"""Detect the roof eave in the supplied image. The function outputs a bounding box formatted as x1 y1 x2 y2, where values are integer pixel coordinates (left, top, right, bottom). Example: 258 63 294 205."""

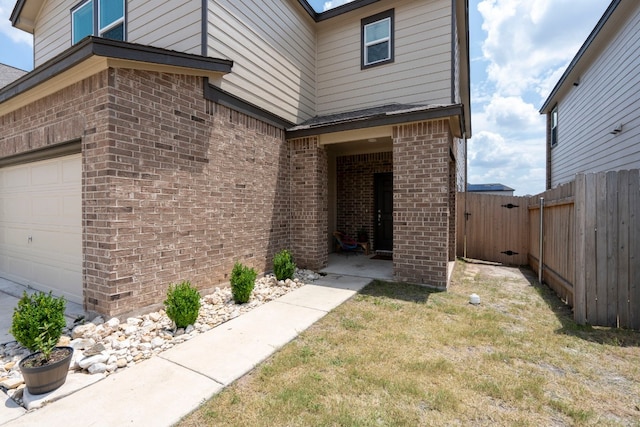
0 37 233 106
286 104 464 139
539 0 622 114
297 0 381 22
10 0 43 33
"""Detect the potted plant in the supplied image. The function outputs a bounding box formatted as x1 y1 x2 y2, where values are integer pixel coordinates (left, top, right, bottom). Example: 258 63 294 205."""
10 291 73 395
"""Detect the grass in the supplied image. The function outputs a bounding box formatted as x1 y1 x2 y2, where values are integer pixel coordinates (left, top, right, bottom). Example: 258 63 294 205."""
178 261 640 426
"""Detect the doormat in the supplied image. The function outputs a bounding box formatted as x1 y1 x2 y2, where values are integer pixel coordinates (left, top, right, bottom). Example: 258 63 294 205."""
371 254 392 261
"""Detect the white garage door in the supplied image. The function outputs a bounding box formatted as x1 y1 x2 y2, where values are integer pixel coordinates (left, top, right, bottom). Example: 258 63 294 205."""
0 154 82 304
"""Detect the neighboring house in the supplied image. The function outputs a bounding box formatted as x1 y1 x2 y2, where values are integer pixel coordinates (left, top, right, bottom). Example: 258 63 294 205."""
0 63 27 88
467 183 514 196
540 0 640 189
1 0 471 317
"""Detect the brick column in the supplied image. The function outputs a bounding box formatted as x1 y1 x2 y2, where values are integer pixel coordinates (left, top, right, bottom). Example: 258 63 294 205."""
393 120 451 288
289 137 328 271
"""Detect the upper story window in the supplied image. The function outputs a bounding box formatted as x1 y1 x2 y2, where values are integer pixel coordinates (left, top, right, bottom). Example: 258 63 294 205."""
550 106 558 147
361 9 394 69
72 0 125 45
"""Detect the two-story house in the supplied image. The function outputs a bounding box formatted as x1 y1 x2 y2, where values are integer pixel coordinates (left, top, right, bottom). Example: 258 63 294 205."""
540 0 640 189
0 0 470 317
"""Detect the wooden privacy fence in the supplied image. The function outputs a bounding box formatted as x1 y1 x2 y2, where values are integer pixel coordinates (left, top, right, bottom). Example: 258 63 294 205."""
458 169 640 329
528 181 575 307
456 193 529 265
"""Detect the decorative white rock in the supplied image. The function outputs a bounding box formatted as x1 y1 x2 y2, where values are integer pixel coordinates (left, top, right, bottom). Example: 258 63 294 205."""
469 293 481 305
0 268 317 410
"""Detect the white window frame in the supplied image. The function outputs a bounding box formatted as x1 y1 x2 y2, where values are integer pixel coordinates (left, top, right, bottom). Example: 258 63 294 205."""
98 0 125 38
72 0 125 45
361 9 394 69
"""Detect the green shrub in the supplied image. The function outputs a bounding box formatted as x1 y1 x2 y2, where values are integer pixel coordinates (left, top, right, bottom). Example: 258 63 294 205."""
10 291 66 360
273 249 296 281
230 262 257 304
164 281 201 328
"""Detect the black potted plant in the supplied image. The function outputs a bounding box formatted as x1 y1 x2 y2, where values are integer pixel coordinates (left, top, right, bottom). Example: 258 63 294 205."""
10 291 73 395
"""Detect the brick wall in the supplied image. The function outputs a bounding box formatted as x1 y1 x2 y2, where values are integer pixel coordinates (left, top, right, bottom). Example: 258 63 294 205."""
336 152 392 247
392 120 451 288
1 68 293 317
0 71 109 159
289 137 328 271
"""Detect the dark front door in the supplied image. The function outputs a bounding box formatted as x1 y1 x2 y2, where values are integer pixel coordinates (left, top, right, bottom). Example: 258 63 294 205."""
374 172 393 251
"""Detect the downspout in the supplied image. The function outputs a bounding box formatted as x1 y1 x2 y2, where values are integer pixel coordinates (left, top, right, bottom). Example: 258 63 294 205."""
201 0 207 57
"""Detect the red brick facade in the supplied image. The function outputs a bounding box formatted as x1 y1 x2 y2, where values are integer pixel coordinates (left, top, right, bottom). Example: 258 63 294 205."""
392 120 452 288
289 137 328 271
1 68 292 317
1 69 459 316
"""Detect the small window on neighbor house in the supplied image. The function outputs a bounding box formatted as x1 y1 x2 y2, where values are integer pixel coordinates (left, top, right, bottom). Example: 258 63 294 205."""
362 9 394 69
72 0 125 44
550 106 558 147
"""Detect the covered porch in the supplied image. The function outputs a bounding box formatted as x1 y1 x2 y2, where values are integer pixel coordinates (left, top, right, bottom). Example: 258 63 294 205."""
287 103 465 290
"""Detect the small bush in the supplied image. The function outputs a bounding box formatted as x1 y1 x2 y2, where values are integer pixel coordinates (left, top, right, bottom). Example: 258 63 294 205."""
164 281 201 328
230 262 257 304
11 291 66 360
273 249 296 281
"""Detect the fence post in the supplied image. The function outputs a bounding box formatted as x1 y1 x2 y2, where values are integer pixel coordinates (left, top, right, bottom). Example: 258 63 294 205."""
538 197 544 284
574 174 586 324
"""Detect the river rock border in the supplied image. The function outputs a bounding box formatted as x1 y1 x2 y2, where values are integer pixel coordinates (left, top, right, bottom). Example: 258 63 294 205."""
0 269 320 407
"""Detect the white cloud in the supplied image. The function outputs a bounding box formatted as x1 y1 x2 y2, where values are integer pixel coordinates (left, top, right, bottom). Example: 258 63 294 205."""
478 0 606 100
323 0 355 12
484 96 544 131
468 0 609 195
0 0 32 46
468 131 546 195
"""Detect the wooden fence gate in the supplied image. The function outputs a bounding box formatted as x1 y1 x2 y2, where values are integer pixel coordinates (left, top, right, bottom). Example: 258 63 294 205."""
456 193 529 265
457 169 640 330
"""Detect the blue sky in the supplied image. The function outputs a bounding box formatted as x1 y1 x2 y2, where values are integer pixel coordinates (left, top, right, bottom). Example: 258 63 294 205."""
1 0 610 195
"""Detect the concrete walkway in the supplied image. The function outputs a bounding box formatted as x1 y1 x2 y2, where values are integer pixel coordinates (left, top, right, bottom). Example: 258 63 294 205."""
0 272 374 426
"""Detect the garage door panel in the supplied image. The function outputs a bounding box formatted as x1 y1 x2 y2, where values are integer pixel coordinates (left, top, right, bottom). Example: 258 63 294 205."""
31 162 60 185
31 228 81 258
63 195 81 219
0 154 82 305
4 227 29 248
62 158 81 183
3 167 29 188
2 196 30 222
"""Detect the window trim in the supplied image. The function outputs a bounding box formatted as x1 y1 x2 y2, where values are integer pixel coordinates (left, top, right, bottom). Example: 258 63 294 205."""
71 0 125 45
361 9 394 69
550 105 558 148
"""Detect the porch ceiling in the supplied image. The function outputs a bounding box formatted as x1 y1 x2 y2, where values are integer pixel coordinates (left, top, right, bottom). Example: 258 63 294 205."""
325 136 392 156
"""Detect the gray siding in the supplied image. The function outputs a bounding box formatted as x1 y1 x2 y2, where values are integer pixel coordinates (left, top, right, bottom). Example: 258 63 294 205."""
128 0 201 54
316 0 452 115
34 0 74 67
551 6 640 186
207 0 316 124
32 0 202 67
